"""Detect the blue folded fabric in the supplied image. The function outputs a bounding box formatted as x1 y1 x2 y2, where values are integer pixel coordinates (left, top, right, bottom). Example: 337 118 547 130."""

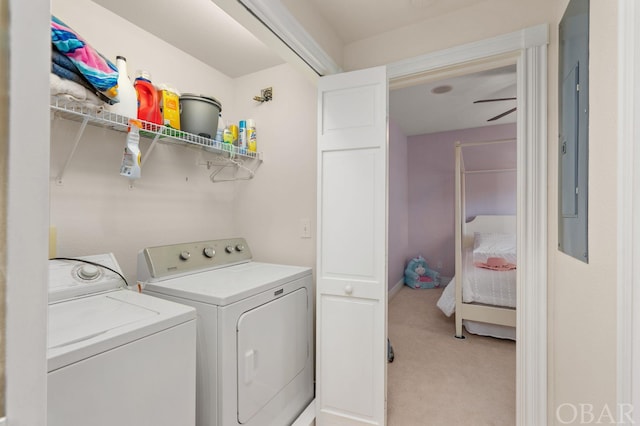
51 61 91 90
51 15 119 102
51 62 114 105
52 47 79 73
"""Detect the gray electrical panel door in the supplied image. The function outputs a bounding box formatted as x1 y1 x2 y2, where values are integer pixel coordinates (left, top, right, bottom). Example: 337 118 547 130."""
558 0 589 263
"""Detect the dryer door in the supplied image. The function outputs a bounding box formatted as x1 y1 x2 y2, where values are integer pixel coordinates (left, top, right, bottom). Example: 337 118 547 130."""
236 288 309 423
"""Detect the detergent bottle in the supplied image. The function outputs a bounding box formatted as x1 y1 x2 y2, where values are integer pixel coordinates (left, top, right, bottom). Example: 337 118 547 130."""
134 70 162 126
108 56 137 119
157 83 181 129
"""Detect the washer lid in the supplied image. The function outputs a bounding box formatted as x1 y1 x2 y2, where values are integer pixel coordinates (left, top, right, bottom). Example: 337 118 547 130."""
143 262 311 306
47 289 196 372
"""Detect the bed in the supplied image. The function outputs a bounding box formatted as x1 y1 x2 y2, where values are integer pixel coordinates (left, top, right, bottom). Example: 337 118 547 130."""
437 140 517 340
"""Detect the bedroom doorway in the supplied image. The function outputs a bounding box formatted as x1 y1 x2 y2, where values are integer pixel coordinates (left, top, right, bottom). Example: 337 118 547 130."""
387 62 518 425
384 24 548 425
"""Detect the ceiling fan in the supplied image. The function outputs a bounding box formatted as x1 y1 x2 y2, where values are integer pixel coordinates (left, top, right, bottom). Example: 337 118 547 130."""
473 97 517 122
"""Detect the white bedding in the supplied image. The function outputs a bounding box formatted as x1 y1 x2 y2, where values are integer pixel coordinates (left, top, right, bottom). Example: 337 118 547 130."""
436 248 517 340
437 248 516 316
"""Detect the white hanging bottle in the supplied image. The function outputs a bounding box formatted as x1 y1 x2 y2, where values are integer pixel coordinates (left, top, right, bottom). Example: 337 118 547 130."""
119 119 142 180
109 56 138 120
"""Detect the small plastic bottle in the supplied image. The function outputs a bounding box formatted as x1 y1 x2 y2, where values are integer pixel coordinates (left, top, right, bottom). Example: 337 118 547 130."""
215 113 225 143
238 120 247 152
247 119 257 152
120 119 142 179
108 56 137 119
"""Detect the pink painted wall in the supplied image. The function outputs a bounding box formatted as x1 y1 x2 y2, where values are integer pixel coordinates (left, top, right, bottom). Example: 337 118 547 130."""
405 123 516 278
388 119 410 289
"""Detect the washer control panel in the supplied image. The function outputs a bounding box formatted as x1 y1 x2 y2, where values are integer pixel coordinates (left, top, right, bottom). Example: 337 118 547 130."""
49 253 124 302
139 238 252 280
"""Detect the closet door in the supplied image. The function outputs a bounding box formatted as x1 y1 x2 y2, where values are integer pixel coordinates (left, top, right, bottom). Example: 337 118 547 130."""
316 66 388 425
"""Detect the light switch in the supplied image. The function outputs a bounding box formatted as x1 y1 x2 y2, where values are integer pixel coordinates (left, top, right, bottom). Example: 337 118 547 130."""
300 218 311 239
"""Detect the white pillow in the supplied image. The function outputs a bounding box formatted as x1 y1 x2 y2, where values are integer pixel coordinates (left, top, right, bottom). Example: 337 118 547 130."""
473 232 516 255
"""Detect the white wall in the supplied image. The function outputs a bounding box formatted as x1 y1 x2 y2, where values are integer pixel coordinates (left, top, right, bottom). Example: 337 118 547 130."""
50 0 317 283
547 1 619 423
232 64 317 268
6 0 50 423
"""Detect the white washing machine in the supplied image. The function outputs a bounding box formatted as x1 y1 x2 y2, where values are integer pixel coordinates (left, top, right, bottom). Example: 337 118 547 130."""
48 253 197 426
137 238 314 426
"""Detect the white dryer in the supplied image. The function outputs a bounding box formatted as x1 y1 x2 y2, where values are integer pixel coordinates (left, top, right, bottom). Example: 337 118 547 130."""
137 238 314 426
48 253 197 426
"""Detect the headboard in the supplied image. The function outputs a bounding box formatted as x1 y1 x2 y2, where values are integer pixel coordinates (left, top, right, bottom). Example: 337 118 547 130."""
462 215 516 248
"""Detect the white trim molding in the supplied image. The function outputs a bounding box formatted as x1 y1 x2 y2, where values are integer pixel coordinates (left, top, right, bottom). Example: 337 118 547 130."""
387 24 548 426
388 279 405 301
617 0 640 424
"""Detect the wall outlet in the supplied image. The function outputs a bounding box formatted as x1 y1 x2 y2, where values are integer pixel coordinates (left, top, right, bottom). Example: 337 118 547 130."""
436 260 443 269
300 218 311 238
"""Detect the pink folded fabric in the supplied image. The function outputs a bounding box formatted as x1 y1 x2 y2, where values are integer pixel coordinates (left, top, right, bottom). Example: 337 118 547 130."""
474 257 516 271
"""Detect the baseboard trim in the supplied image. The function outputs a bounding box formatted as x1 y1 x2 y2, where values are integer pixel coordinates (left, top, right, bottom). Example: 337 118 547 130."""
388 279 404 300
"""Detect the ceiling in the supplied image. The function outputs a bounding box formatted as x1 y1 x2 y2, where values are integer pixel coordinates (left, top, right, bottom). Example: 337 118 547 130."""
92 0 515 135
286 0 488 44
92 0 284 78
390 65 517 135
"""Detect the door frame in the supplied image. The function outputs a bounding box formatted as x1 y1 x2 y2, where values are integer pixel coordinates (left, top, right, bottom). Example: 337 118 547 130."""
617 0 640 423
386 24 548 425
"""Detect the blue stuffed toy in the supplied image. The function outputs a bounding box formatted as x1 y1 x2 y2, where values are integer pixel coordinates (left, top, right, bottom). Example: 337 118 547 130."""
404 255 441 289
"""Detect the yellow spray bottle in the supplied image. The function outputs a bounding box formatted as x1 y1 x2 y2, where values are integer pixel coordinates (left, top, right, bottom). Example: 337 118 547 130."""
119 119 142 179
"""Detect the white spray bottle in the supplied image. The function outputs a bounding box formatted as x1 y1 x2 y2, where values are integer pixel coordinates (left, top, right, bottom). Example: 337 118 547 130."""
119 119 142 179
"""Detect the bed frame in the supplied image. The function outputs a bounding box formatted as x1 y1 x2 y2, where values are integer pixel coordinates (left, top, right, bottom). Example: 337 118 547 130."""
454 140 517 338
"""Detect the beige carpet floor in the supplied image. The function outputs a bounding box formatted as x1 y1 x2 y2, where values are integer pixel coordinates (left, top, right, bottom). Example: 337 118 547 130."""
387 285 516 426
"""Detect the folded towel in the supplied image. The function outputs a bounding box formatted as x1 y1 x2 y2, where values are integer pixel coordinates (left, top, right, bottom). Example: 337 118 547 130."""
51 62 114 105
51 15 119 102
50 73 104 112
51 61 93 91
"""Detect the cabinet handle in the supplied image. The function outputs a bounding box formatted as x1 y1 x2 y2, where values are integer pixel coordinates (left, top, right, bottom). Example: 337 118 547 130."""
345 284 353 295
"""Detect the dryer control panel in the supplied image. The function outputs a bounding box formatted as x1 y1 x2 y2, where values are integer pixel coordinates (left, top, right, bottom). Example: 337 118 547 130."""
138 238 252 281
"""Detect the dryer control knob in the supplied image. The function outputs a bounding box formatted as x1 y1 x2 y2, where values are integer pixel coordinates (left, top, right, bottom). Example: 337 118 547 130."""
225 245 234 254
77 264 100 280
180 251 191 261
203 247 215 258
235 244 245 252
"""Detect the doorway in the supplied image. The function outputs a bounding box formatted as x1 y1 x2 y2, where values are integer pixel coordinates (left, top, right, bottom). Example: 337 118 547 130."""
383 24 548 424
387 63 518 424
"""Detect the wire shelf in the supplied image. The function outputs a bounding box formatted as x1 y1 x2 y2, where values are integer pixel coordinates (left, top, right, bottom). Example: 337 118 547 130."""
49 97 262 161
50 96 263 184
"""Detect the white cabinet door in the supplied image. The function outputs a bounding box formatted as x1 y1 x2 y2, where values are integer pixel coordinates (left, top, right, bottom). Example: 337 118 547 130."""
316 66 388 425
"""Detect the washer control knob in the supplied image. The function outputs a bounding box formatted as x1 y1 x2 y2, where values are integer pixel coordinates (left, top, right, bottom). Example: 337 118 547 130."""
203 247 215 258
180 251 191 261
235 244 245 252
225 245 234 254
77 264 100 280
